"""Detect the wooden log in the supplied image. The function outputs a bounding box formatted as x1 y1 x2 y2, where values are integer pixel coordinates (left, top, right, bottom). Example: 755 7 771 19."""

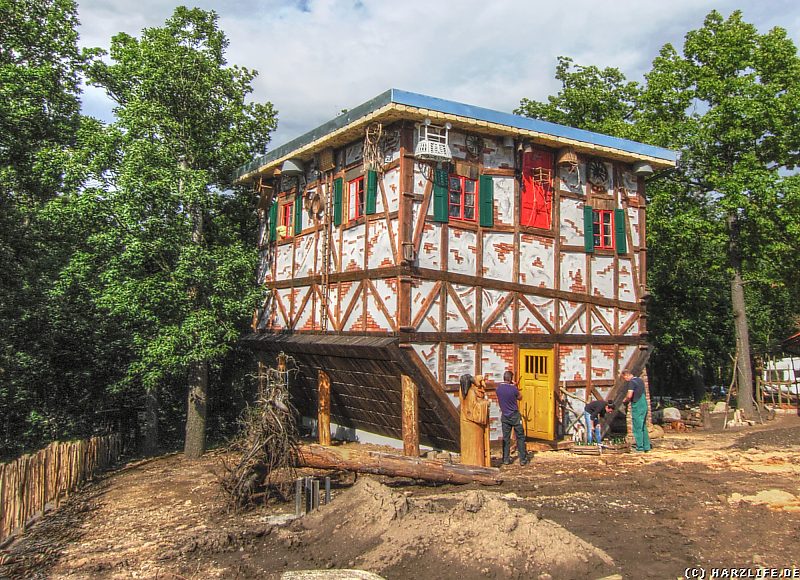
318 370 331 446
401 375 420 457
296 444 501 486
700 402 713 429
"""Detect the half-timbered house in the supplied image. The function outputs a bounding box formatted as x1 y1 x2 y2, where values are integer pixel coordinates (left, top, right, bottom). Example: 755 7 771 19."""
235 90 676 453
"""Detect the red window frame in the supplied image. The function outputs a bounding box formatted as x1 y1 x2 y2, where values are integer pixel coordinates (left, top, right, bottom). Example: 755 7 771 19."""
592 209 614 249
348 176 365 220
448 174 477 222
279 197 294 238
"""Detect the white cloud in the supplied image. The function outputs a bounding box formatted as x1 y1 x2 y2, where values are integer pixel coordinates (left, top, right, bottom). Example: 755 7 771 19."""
75 0 800 146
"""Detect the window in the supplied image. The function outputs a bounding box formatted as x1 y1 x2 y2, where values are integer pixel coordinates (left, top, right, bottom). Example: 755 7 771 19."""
348 176 365 220
448 175 477 221
520 150 553 229
278 197 294 238
592 210 613 249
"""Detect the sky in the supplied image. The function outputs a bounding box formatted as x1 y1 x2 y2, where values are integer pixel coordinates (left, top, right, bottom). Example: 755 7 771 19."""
75 0 800 149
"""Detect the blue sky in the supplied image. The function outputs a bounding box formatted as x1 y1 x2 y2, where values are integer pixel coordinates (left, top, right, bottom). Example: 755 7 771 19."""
76 0 800 148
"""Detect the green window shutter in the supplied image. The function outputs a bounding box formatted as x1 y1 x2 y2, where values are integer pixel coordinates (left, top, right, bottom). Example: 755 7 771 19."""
333 178 343 226
583 204 594 253
614 208 627 254
366 170 378 215
432 168 448 223
479 174 494 227
269 201 278 243
294 192 303 235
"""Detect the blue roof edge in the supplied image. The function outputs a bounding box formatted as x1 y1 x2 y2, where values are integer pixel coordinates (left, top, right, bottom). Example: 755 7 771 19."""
234 88 676 181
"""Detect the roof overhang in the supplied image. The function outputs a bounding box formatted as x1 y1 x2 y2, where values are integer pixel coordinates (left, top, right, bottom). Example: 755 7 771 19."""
234 89 678 185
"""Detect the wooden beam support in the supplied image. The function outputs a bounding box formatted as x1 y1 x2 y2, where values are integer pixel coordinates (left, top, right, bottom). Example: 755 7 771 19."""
318 370 331 446
401 374 420 457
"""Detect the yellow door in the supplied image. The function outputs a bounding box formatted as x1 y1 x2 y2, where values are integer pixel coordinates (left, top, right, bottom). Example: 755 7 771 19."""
519 348 555 440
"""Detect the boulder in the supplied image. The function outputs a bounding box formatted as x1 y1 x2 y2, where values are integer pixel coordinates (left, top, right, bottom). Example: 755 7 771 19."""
712 401 728 414
662 407 682 422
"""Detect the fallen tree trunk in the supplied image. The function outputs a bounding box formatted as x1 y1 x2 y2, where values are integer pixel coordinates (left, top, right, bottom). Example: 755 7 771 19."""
296 444 502 486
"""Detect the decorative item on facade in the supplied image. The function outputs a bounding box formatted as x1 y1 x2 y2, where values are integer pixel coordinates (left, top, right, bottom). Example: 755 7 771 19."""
414 118 452 161
319 148 335 172
631 161 654 177
465 134 484 158
363 122 384 172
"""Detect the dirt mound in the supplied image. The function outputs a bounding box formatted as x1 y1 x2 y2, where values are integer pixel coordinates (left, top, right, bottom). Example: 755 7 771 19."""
290 477 614 579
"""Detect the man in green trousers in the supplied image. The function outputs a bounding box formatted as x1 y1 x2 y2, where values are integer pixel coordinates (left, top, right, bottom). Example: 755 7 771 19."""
621 369 651 452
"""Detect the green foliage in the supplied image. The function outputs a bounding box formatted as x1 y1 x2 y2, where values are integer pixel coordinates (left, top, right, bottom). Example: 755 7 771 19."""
518 10 800 395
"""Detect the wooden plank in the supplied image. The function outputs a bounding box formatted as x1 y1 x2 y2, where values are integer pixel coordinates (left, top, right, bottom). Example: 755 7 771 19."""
401 375 420 457
318 370 331 445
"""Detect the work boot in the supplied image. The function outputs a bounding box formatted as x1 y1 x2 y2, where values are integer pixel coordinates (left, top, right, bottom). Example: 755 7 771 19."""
519 456 529 466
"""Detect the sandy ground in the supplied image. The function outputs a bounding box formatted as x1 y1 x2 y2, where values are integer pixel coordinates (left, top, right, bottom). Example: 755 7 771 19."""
2 414 800 580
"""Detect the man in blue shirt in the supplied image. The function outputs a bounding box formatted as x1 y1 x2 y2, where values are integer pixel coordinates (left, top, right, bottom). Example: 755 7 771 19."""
495 371 529 466
622 369 651 452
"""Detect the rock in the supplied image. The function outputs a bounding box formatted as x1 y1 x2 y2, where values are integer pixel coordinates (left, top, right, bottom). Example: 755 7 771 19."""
662 407 682 422
713 401 728 413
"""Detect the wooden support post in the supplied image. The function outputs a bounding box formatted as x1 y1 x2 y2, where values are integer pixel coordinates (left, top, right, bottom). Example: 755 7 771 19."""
318 370 331 446
401 374 420 457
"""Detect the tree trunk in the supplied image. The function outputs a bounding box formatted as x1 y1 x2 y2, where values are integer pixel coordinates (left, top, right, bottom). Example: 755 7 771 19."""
728 214 755 418
182 157 209 459
184 360 208 458
143 387 159 455
296 444 502 485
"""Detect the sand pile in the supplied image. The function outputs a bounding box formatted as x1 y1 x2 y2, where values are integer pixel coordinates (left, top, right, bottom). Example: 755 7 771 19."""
295 477 614 579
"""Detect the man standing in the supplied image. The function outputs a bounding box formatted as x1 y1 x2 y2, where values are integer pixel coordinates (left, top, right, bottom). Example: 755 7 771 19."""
495 371 529 466
583 399 615 445
621 369 651 452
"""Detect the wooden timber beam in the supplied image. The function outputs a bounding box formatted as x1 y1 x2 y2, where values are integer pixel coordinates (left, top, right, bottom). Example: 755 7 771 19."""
401 375 420 457
296 444 501 485
318 370 331 446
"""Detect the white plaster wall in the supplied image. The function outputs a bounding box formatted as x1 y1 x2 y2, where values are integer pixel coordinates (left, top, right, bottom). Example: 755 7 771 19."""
493 176 515 225
365 289 392 331
518 234 554 288
295 286 314 330
373 278 398 330
367 219 395 270
419 223 441 270
295 234 316 278
341 225 365 273
445 287 470 333
620 310 641 336
482 289 513 333
590 310 610 336
559 198 585 245
276 287 294 328
519 294 552 333
382 167 400 214
627 207 640 247
558 161 586 195
618 257 636 302
275 244 293 281
480 344 512 384
339 281 362 332
482 137 515 169
344 141 363 166
618 345 639 372
448 131 467 160
446 343 477 385
448 228 477 276
591 255 615 299
448 284 475 333
412 343 440 381
559 300 585 334
560 345 587 382
591 346 616 381
414 162 432 198
412 280 440 332
482 231 514 282
257 248 272 284
560 252 587 294
381 128 401 164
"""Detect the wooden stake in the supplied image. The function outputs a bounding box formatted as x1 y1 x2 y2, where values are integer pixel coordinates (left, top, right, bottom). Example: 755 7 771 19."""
401 375 420 457
318 370 331 446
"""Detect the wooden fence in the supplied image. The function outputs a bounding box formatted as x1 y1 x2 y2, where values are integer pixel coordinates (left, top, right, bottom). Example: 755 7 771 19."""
0 433 122 543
